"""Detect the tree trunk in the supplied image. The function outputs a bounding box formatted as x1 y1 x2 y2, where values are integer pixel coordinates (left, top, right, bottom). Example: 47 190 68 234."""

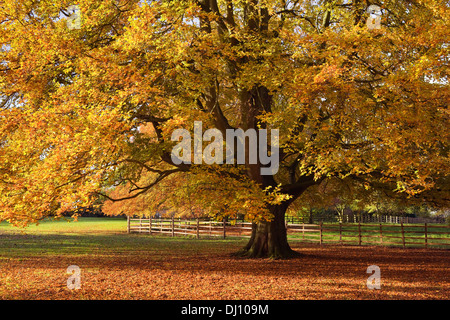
236 204 300 259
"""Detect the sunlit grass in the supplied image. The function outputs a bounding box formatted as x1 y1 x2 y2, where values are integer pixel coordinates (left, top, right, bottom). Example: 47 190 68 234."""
0 217 127 234
0 217 246 258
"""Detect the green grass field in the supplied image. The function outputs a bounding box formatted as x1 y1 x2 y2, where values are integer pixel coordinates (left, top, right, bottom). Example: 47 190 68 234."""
0 217 246 257
0 217 126 234
3 217 447 253
288 222 450 249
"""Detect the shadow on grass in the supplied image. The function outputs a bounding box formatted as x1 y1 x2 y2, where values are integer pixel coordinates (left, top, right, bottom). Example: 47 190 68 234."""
1 232 448 278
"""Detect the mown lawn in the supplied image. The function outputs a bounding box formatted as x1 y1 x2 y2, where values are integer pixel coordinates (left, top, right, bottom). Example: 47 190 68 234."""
288 222 450 249
0 217 448 300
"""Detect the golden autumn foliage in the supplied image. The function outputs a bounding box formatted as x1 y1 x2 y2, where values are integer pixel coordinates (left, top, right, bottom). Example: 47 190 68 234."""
0 0 448 256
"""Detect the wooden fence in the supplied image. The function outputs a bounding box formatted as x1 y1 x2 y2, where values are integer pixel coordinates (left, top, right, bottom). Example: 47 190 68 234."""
285 214 446 224
128 217 252 239
287 222 450 249
127 217 450 249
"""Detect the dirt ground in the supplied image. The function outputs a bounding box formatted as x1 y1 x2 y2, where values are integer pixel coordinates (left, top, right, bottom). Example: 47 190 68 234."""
0 239 448 300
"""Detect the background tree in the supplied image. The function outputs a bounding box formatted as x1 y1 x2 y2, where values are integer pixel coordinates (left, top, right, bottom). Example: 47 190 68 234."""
287 180 335 224
1 0 448 257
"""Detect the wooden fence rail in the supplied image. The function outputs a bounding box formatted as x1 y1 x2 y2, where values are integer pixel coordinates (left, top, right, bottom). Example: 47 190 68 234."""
285 215 446 224
127 217 450 249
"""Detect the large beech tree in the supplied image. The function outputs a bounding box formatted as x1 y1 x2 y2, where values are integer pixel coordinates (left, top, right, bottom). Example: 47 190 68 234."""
0 0 448 258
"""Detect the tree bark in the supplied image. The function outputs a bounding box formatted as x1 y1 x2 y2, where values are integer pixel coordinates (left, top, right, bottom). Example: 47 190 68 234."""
236 204 300 259
308 208 314 224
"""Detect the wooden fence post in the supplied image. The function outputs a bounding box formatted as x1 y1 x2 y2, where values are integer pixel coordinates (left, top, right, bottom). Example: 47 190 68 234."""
127 216 130 234
401 222 405 248
149 216 152 234
196 218 200 239
223 218 226 239
424 223 428 249
358 222 362 246
379 223 383 245
172 216 175 237
319 222 323 245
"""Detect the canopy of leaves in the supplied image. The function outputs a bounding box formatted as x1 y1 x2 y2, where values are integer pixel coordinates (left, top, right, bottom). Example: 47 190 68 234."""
0 0 448 226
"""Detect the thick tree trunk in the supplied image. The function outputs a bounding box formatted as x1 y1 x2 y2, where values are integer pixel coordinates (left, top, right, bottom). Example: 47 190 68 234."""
237 204 300 259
